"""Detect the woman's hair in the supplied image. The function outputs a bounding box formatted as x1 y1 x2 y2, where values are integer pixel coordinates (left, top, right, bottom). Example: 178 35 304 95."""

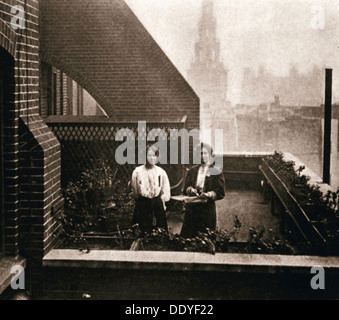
194 142 214 158
146 142 160 157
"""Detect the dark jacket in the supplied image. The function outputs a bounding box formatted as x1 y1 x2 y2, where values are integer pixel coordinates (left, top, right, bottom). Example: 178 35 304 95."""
180 164 225 238
183 164 226 200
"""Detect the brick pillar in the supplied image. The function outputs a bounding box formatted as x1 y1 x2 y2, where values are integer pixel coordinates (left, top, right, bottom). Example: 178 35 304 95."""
19 116 63 259
1 0 64 262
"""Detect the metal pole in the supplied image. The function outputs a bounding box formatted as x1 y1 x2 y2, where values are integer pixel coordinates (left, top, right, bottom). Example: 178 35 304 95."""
323 68 332 184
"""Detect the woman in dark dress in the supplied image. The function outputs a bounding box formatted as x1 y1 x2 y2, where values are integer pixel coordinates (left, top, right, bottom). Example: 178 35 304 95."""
180 143 225 238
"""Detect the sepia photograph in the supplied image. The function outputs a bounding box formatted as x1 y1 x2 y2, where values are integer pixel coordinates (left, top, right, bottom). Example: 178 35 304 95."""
0 0 339 302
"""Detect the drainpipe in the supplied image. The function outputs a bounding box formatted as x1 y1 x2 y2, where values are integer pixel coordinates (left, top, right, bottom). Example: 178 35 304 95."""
323 68 332 184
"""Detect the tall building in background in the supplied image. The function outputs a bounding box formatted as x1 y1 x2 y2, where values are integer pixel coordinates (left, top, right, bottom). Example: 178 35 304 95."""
187 0 229 134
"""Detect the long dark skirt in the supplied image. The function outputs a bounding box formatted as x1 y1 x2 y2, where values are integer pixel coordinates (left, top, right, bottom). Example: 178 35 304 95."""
132 195 168 234
180 201 216 238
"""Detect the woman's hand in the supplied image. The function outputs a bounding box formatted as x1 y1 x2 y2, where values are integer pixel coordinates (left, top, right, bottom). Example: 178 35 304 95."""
187 186 198 196
161 194 167 210
199 192 210 199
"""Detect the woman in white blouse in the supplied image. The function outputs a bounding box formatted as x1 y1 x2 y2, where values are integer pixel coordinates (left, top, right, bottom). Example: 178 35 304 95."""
131 144 171 234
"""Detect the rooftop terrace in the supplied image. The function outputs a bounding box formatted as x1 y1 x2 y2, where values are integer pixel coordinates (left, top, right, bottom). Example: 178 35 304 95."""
168 190 281 241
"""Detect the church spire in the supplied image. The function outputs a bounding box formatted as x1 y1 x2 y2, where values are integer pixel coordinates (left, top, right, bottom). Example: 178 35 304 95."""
187 0 229 135
195 0 220 63
199 0 216 39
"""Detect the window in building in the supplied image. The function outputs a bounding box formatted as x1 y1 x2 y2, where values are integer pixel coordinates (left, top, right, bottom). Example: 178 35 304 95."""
42 63 107 117
66 75 73 115
77 84 84 115
72 80 78 115
60 72 64 115
51 71 57 115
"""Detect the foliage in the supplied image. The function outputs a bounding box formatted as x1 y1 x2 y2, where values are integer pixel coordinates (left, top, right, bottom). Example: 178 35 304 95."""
137 216 241 254
138 227 219 254
58 210 296 254
246 226 294 254
264 151 339 248
58 159 135 245
265 151 339 217
137 216 293 255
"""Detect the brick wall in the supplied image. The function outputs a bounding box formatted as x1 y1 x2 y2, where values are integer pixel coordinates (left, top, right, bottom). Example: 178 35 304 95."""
1 2 21 257
19 116 63 259
40 0 200 131
41 266 339 300
2 0 200 258
0 0 62 259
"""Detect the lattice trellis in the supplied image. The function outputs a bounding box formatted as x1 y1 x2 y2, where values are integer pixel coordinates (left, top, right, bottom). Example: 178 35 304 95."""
50 123 179 140
47 120 186 187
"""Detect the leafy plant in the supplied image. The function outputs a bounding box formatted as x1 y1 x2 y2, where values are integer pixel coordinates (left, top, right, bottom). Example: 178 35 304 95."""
138 227 216 253
264 151 339 217
136 216 295 255
264 151 339 247
138 216 242 254
246 226 294 254
58 159 135 246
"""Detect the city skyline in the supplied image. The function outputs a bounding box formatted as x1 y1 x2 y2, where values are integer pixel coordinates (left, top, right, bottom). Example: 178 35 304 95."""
126 0 339 105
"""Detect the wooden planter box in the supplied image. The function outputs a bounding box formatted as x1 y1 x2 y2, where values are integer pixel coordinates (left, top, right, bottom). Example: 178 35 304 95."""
259 160 334 251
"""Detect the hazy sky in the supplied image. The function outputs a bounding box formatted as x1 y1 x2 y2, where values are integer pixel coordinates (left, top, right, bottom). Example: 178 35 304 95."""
125 0 339 104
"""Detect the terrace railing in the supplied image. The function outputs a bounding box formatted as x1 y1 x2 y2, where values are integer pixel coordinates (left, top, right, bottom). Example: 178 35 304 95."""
45 115 188 188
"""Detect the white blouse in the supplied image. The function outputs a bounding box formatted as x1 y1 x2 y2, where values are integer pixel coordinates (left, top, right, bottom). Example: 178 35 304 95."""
196 165 208 190
188 164 217 200
131 165 171 203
